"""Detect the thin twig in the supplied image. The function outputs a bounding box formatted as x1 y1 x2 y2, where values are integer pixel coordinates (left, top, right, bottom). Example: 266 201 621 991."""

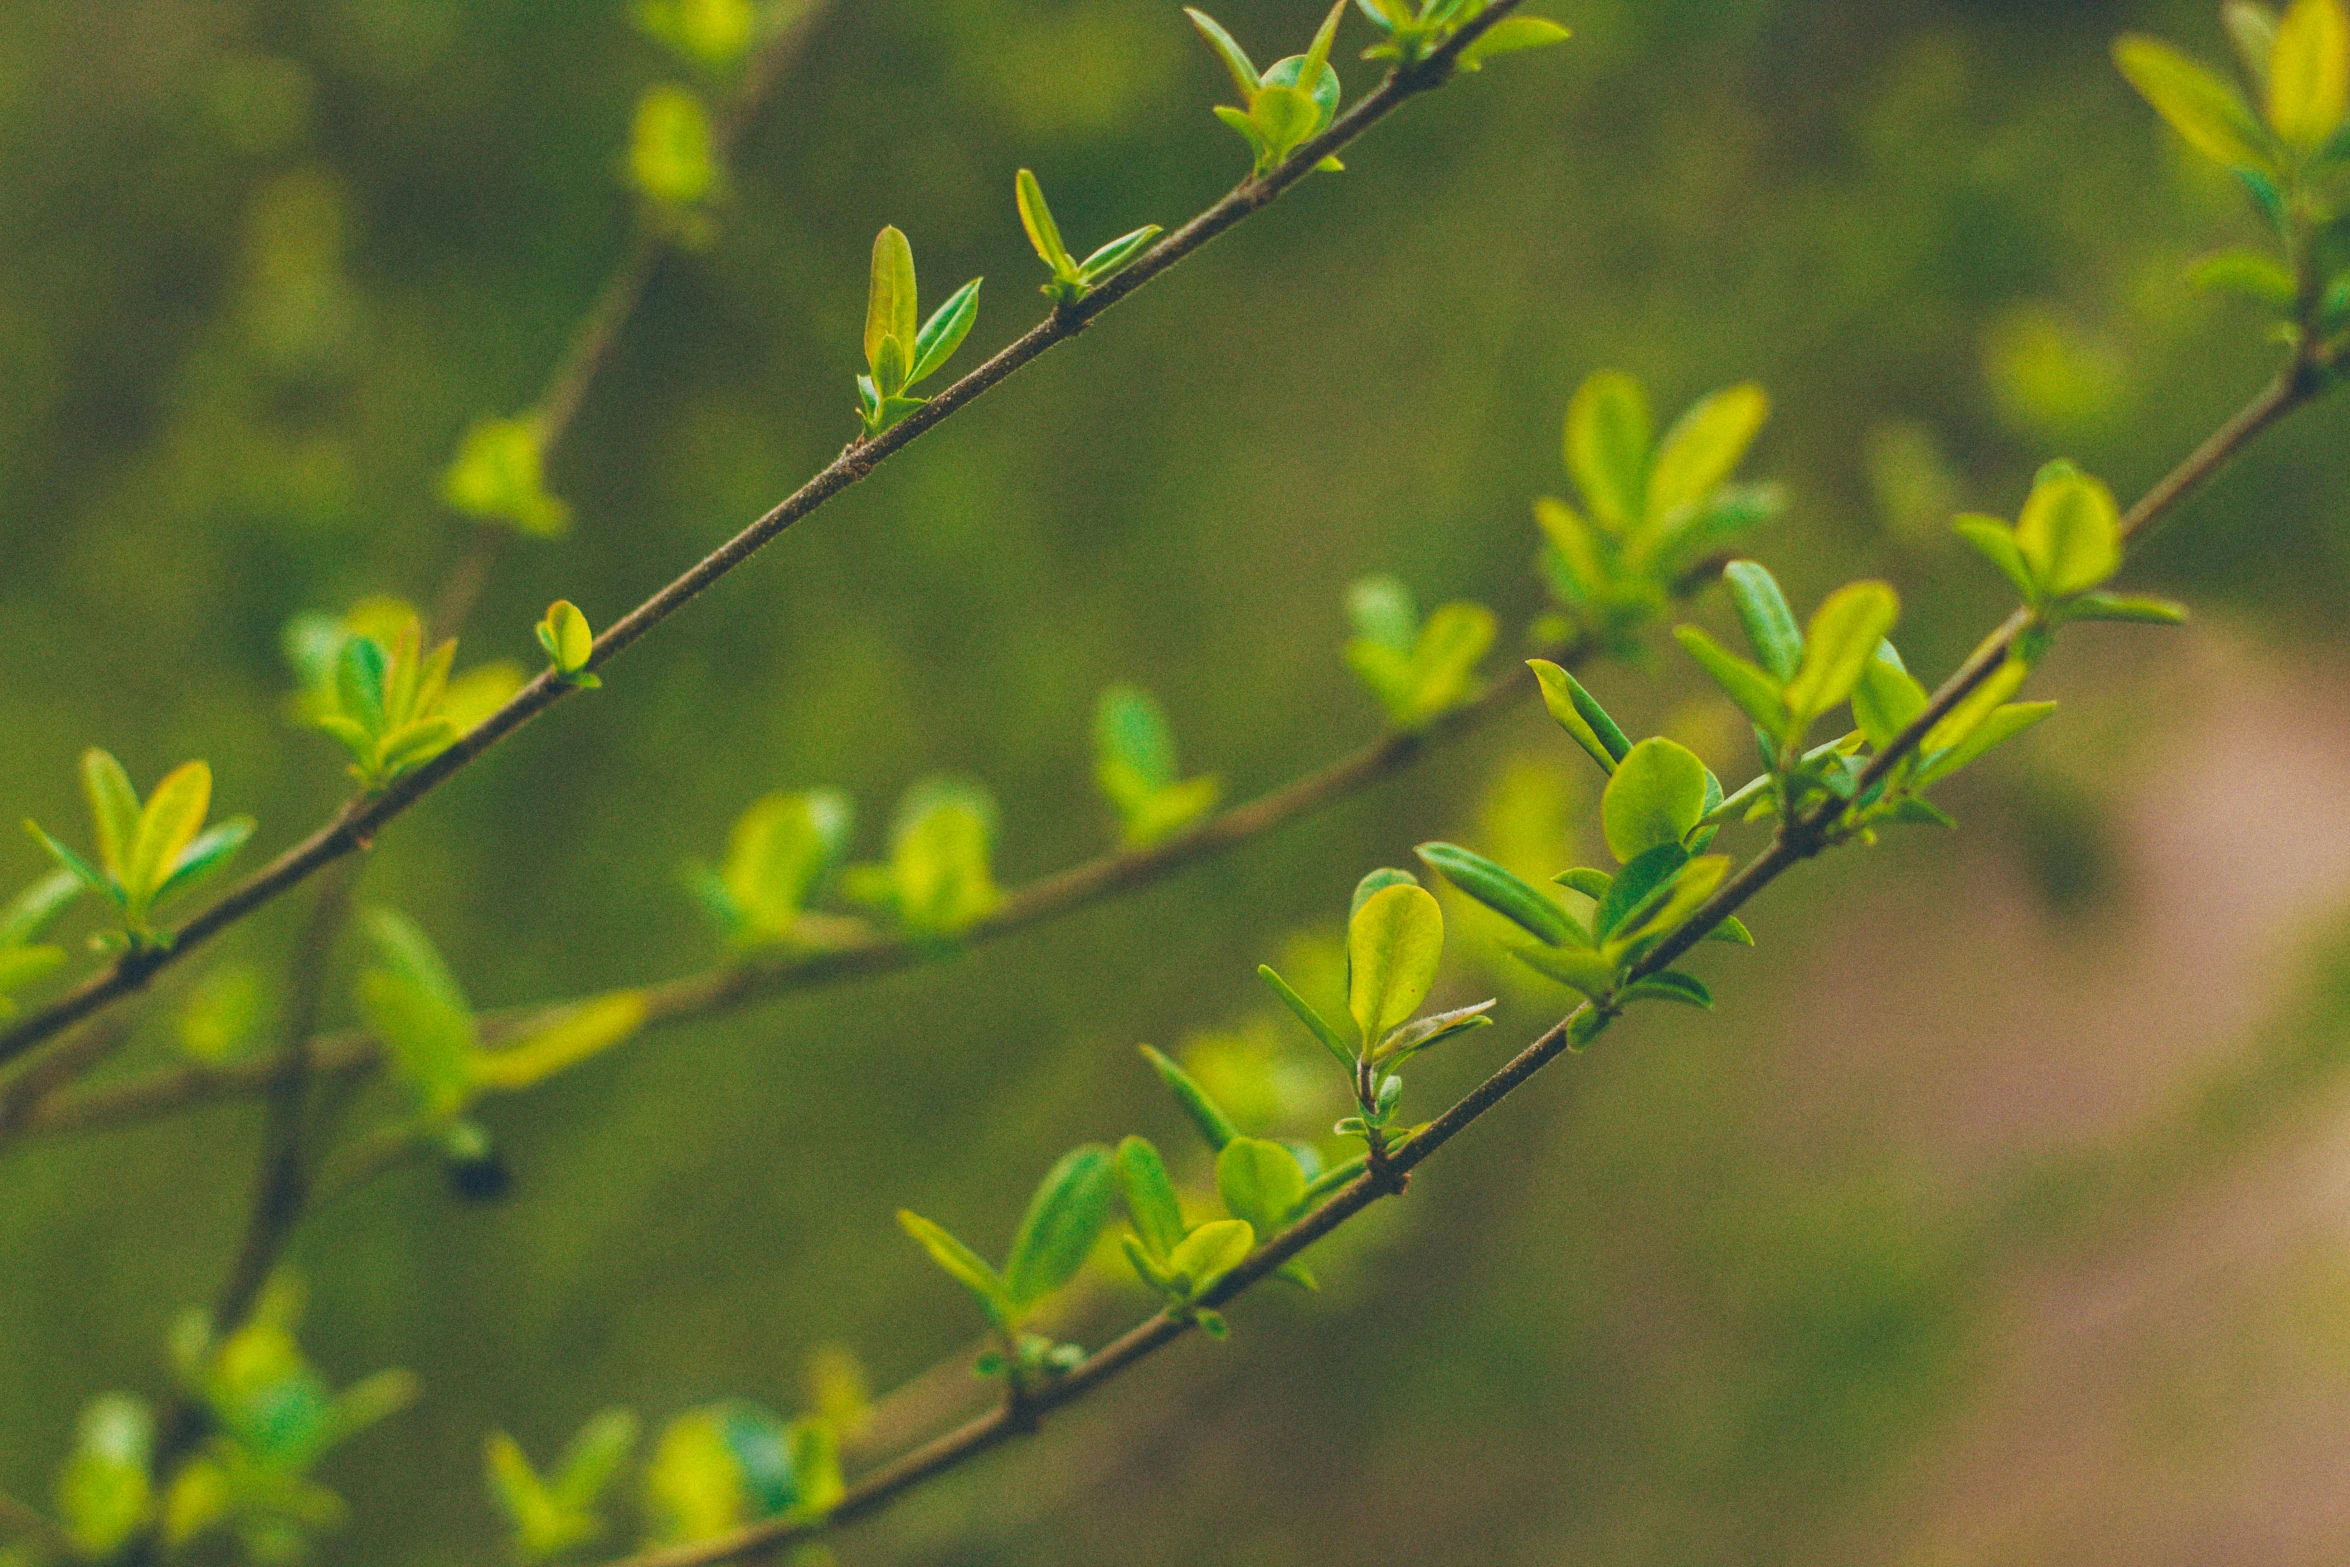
13 643 1569 1146
431 4 832 638
577 358 2321 1567
0 0 1532 1074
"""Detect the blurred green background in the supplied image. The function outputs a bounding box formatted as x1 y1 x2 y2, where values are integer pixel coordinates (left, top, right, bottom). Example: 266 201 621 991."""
8 0 2350 1562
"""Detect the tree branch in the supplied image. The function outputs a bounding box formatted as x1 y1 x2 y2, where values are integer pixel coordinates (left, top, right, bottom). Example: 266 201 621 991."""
11 639 1573 1145
0 0 1528 1075
576 356 2322 1567
430 3 833 638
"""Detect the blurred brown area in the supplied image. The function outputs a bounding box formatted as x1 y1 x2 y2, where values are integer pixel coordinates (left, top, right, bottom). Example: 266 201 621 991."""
4 2 2350 1563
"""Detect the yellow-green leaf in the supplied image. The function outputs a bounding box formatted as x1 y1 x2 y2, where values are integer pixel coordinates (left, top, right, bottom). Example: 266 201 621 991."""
1783 582 1900 730
2113 35 2280 173
2016 468 2122 599
865 226 918 378
1565 370 1651 531
80 749 139 880
1644 384 1769 534
471 991 649 1093
126 762 211 908
1599 738 1709 864
1346 882 1444 1046
2268 0 2349 149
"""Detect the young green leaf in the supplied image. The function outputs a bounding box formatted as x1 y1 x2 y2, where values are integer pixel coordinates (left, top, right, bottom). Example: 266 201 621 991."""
1014 168 1072 275
1414 841 1579 946
1139 1044 1240 1152
1955 515 2036 601
1375 998 1498 1064
538 600 598 685
1258 964 1356 1068
1115 1136 1187 1261
1167 1218 1254 1294
1075 225 1162 284
1783 582 1901 731
2229 0 2283 85
2015 467 2122 599
80 749 139 880
1646 385 1769 534
1600 738 1710 864
2267 0 2349 150
1186 8 1262 100
1851 643 1929 753
627 85 719 208
1620 971 1714 1010
125 762 211 912
908 277 981 386
2114 35 2280 173
1346 882 1444 1046
865 226 918 379
1722 559 1803 682
1508 941 1619 1001
1918 700 2057 788
1003 1144 1116 1308
896 1211 1013 1324
1528 660 1628 774
1566 370 1651 531
1673 626 1787 740
2189 248 2300 306
1591 841 1689 940
1216 1137 1307 1240
151 818 255 907
2059 592 2190 625
1457 14 1571 69
470 991 650 1094
0 869 79 948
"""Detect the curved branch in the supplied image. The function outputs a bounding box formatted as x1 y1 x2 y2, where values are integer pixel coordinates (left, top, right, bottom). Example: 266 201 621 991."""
15 645 1567 1143
578 358 2323 1567
0 0 1532 1074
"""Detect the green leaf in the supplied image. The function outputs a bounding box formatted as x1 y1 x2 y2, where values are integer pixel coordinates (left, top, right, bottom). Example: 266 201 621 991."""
1600 738 1710 864
1415 841 1578 946
1346 882 1445 1046
1397 601 1496 725
1565 370 1651 531
80 749 139 880
1167 1218 1254 1294
2114 34 2281 173
125 762 211 911
1709 915 1756 946
2188 248 2300 306
1094 685 1177 800
1556 867 1613 903
540 600 594 675
25 821 118 907
1614 854 1729 948
1260 52 1341 138
1620 971 1714 1009
891 777 999 935
1216 1137 1307 1241
2229 0 2282 84
1851 642 1928 753
1592 841 1689 940
1375 999 1498 1064
2016 468 2122 599
908 278 981 387
1528 660 1628 775
1075 225 1162 284
551 1410 639 1512
897 1210 1013 1324
1350 866 1419 920
1645 385 1769 536
1249 82 1322 161
151 817 254 907
865 226 918 379
1783 582 1901 732
2268 0 2349 149
56 1394 155 1558
1003 1144 1116 1308
1347 574 1418 653
1955 515 2035 601
471 991 649 1094
0 868 80 947
2059 592 2191 625
1139 1044 1239 1152
1674 626 1787 740
338 634 390 737
1014 168 1072 275
723 791 853 938
442 418 570 536
1185 7 1262 98
1921 657 2031 760
1508 941 1619 1001
1258 964 1355 1068
1919 700 2056 788
1115 1137 1186 1261
627 84 718 207
1457 13 1570 69
1722 559 1803 682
